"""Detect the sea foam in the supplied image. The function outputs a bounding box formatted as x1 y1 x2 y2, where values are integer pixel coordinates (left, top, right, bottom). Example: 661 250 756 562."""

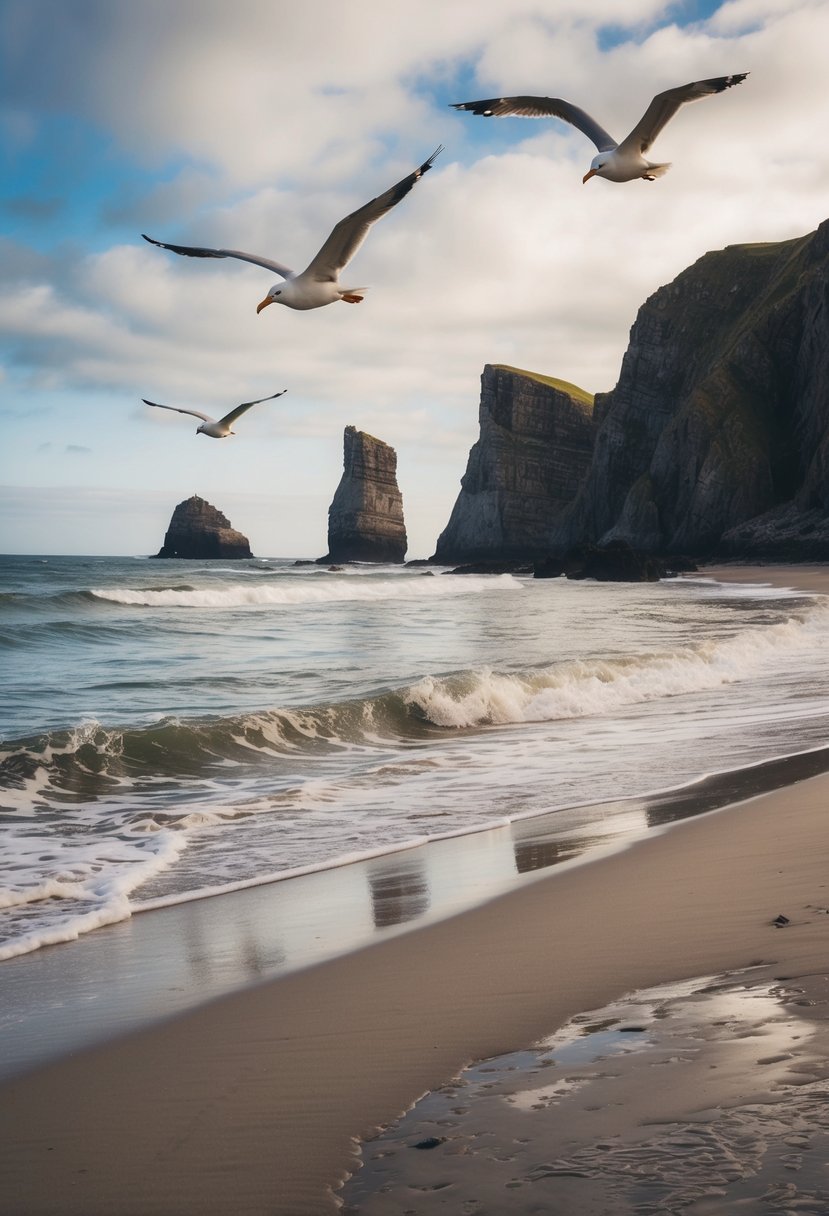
90 574 522 609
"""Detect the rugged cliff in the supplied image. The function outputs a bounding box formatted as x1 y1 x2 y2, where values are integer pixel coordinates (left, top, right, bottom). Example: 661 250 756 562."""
551 219 829 557
155 495 252 559
432 364 596 563
320 426 407 563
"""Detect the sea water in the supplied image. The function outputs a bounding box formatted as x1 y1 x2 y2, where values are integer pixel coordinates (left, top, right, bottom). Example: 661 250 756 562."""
2 554 828 961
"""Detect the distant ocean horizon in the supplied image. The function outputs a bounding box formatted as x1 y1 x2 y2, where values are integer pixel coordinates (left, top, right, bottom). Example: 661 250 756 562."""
2 553 829 962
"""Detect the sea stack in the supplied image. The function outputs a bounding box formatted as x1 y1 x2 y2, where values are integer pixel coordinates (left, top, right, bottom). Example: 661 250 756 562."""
155 495 253 559
319 426 407 563
433 364 595 564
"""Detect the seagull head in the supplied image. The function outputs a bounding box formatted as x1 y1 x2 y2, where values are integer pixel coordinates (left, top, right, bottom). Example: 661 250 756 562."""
256 283 284 314
196 423 206 435
583 153 608 184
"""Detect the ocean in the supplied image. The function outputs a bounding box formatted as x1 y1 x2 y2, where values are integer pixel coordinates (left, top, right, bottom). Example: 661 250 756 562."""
2 553 829 964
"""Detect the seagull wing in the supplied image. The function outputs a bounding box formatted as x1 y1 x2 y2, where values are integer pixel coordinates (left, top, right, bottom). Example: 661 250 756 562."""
451 97 617 152
616 73 749 156
142 235 294 280
218 390 288 428
143 399 213 423
302 146 444 282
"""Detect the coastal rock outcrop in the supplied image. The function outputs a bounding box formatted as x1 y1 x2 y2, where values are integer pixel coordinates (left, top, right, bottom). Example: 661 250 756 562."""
550 219 829 557
155 495 252 559
319 426 407 563
432 364 596 563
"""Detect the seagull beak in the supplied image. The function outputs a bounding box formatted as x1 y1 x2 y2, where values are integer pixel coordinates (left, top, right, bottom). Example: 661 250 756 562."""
256 296 273 314
582 168 597 184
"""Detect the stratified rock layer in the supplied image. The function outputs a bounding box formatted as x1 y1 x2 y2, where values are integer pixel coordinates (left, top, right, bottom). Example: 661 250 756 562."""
432 364 596 563
155 495 252 559
551 219 829 558
321 427 407 563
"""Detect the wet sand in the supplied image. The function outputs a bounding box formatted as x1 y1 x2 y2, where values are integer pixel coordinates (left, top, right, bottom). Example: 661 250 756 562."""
0 563 827 1215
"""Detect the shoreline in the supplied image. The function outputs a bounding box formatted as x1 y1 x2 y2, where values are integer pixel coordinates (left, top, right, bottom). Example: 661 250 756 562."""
2 764 829 1212
1 561 828 1214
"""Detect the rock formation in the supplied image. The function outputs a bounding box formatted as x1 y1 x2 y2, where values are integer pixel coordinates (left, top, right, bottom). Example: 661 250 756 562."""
319 426 407 563
155 495 252 559
550 219 829 558
432 364 596 563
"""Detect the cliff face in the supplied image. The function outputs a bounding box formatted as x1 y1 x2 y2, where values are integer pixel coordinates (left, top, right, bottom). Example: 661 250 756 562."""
551 220 829 557
155 495 252 559
432 364 596 563
321 427 407 563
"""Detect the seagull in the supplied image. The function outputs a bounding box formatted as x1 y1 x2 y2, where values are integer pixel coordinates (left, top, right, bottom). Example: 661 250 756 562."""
142 146 444 313
452 74 748 183
143 390 287 438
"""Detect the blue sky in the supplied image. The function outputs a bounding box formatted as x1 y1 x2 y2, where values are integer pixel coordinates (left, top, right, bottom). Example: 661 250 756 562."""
2 0 827 557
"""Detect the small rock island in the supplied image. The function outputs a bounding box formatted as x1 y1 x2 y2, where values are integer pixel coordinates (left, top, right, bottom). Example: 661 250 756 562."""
155 495 253 559
319 426 407 563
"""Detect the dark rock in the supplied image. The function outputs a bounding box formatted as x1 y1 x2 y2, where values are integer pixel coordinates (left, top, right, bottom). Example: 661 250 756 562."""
432 364 596 564
549 220 829 558
318 426 407 563
446 561 533 575
412 1137 445 1151
560 542 668 582
772 913 790 927
155 495 252 559
533 557 565 579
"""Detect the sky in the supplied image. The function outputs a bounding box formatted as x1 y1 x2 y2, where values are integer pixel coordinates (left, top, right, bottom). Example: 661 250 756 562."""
1 0 827 558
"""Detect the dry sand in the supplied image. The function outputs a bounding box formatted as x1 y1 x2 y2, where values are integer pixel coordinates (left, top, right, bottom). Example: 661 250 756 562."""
0 562 827 1215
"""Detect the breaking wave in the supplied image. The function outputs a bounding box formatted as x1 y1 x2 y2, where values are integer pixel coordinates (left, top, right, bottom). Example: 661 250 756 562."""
89 574 522 609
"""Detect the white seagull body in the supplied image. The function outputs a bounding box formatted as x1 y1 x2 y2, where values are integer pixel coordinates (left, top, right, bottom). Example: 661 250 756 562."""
452 75 748 183
143 390 287 438
143 147 444 313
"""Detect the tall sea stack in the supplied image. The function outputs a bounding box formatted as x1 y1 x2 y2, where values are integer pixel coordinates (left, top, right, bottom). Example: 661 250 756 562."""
432 364 596 563
320 426 407 563
155 495 253 559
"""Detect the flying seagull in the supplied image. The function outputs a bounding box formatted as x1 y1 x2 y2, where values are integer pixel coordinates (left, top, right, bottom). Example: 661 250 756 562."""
143 390 287 438
452 75 748 183
142 146 444 313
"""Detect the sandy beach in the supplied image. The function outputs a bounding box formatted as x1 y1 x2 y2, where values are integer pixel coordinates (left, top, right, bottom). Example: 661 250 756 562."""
1 563 827 1215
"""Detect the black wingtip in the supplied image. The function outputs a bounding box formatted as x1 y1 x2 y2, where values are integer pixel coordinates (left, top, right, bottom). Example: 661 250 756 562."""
142 234 160 247
450 101 494 117
719 72 749 91
423 145 445 172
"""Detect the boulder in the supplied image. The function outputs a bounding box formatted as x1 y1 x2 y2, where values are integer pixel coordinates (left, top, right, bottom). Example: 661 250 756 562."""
155 495 252 559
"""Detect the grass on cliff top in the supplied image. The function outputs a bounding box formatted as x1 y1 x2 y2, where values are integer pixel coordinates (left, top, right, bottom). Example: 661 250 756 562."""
492 363 594 409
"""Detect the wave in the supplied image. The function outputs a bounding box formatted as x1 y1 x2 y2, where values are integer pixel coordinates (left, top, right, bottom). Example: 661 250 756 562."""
3 599 828 804
88 574 520 609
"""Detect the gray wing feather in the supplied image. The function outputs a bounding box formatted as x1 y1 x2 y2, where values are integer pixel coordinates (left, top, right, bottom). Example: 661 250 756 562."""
616 73 749 155
143 399 212 423
303 146 444 282
219 390 287 427
451 97 617 152
142 235 294 279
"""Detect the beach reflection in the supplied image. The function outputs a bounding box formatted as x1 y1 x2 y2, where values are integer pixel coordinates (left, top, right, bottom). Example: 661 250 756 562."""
368 860 430 928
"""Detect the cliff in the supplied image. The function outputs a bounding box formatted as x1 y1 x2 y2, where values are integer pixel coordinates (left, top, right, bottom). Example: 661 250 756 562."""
432 364 596 563
551 219 829 557
320 426 407 563
155 495 252 559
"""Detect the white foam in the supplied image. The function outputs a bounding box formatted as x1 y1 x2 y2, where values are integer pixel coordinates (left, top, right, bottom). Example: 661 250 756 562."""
90 574 522 609
406 606 829 729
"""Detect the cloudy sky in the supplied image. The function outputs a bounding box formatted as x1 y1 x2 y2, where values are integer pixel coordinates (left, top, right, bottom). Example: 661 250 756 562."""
1 0 827 557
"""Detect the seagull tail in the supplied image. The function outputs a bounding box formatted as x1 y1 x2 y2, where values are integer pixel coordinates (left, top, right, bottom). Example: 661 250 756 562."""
644 161 672 179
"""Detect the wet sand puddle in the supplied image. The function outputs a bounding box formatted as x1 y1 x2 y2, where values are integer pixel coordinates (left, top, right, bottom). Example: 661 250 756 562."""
341 968 829 1214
